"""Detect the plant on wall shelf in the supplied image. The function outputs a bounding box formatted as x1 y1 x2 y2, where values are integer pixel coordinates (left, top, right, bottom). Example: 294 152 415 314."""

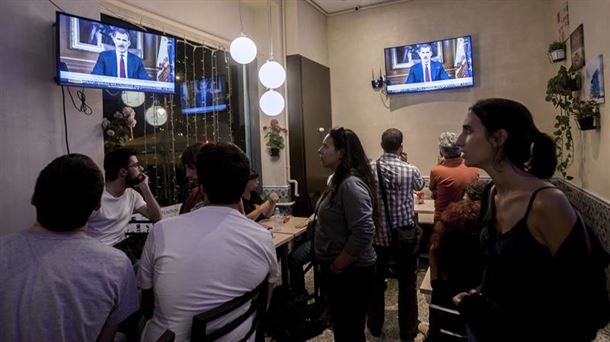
545 65 579 180
573 99 600 130
548 41 566 62
102 107 137 152
263 119 287 157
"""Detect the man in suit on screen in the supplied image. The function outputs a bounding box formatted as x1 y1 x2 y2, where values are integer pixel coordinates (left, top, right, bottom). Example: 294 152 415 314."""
91 28 151 80
405 43 449 84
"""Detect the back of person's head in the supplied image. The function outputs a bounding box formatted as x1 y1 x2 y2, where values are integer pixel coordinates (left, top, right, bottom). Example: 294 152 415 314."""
196 143 250 204
181 143 204 168
381 128 403 153
430 199 483 284
103 148 138 181
438 131 461 158
464 180 488 202
469 98 557 178
31 154 104 232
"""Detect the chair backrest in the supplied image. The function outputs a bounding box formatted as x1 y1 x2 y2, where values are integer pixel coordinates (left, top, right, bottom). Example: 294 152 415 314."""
156 329 175 342
191 276 269 342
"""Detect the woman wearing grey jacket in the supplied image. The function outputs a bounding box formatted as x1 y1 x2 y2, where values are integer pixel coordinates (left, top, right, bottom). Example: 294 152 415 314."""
314 127 379 342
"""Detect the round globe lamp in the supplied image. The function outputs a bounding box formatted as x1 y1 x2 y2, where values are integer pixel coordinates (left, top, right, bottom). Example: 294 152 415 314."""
259 90 284 117
229 34 257 64
258 59 286 89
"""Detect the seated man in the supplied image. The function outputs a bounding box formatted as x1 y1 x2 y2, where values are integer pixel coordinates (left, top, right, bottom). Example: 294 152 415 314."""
242 170 279 221
137 143 279 342
0 154 139 342
406 43 449 84
87 148 162 261
91 27 151 80
429 132 479 222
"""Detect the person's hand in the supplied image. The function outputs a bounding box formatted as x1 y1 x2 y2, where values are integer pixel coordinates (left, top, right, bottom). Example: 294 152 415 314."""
452 289 478 306
399 151 408 163
134 173 149 190
269 192 280 203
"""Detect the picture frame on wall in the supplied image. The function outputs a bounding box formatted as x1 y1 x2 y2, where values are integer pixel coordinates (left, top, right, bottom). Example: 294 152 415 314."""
391 41 444 70
570 24 585 70
586 54 605 104
557 2 569 42
70 17 144 58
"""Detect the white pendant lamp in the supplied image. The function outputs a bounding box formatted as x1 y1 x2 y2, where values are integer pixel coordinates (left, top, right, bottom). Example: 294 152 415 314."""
230 1 257 65
259 89 284 116
259 59 286 89
230 34 257 64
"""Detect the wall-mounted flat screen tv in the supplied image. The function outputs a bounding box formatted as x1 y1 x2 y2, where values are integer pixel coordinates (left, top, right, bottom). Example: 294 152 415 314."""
179 76 227 115
384 35 473 94
56 12 176 93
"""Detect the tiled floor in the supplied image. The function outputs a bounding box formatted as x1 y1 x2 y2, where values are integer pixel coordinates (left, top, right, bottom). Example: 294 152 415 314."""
301 268 610 342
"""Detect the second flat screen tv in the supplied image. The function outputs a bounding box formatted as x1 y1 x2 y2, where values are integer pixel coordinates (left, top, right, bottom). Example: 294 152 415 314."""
179 76 227 115
384 35 474 94
56 12 176 93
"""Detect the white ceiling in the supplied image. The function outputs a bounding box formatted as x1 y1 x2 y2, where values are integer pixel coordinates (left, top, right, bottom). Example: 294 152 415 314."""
307 0 410 16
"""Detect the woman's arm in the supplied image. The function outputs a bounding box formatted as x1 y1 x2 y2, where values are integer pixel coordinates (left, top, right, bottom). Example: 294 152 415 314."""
331 177 375 271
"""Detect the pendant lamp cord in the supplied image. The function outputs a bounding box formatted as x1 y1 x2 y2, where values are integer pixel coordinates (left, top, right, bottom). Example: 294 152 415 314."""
268 0 273 59
238 0 244 33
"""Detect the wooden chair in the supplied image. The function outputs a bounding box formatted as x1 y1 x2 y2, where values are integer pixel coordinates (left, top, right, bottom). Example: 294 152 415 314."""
156 329 176 342
191 276 269 342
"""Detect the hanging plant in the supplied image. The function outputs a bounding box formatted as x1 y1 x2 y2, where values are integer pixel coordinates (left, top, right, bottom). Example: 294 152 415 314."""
545 66 579 180
102 107 137 152
263 119 287 157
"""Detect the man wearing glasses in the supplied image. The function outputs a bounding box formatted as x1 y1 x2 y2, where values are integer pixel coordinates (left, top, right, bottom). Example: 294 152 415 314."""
87 148 162 262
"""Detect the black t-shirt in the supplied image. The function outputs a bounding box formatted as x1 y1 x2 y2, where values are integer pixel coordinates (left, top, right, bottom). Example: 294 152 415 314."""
242 191 264 221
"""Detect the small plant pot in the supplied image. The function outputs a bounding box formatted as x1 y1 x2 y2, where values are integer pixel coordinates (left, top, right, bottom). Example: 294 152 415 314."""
270 148 280 157
549 49 566 62
576 115 599 130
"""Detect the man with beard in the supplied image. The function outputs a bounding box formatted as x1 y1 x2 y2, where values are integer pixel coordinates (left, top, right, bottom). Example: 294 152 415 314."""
88 148 162 262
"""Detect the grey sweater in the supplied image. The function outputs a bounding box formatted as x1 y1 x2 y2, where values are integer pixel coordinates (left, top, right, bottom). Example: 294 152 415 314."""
314 175 377 267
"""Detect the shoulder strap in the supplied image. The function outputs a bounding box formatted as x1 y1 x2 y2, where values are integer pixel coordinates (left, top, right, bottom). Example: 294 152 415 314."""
376 160 393 230
523 186 556 220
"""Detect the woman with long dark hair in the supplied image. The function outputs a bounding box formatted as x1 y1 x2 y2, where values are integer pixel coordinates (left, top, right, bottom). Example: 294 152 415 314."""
452 98 608 341
314 127 379 342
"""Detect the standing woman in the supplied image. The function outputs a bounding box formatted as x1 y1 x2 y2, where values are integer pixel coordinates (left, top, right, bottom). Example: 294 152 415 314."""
452 98 608 341
315 127 379 342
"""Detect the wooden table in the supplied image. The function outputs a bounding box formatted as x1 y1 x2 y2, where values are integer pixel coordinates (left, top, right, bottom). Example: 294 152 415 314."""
414 199 435 215
260 216 311 286
263 216 310 238
420 267 433 295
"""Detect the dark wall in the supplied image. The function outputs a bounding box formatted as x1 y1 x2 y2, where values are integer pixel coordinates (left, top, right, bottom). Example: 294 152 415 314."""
287 55 332 216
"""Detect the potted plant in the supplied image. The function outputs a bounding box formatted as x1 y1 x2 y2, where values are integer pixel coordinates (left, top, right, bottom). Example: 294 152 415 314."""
573 99 600 130
263 119 287 157
548 41 566 62
102 107 137 152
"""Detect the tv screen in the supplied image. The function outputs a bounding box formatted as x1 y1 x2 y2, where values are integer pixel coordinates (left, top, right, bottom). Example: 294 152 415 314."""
384 35 474 94
56 12 176 93
179 76 227 115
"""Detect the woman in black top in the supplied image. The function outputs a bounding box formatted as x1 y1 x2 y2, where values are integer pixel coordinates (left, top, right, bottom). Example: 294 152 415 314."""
452 98 607 341
242 170 279 221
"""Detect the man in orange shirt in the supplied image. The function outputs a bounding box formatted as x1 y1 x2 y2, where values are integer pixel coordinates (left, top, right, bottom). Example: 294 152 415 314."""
429 132 479 222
